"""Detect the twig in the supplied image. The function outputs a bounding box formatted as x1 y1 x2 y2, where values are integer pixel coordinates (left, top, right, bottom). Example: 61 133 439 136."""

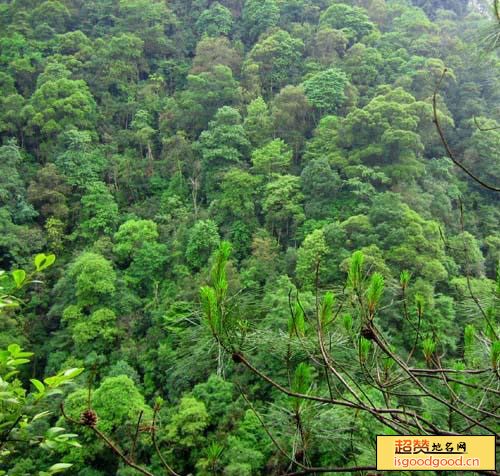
406 293 422 362
370 323 499 437
458 198 498 339
473 116 500 131
239 386 376 475
234 352 359 407
151 406 181 476
238 384 306 469
130 410 144 463
60 404 155 476
0 415 24 451
433 69 500 192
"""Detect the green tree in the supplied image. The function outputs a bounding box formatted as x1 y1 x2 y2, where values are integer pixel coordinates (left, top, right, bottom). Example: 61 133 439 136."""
337 88 427 183
164 396 209 448
243 96 273 148
67 307 120 354
191 36 242 75
114 0 178 60
195 106 250 193
303 67 349 115
303 115 345 168
223 410 268 475
0 88 26 143
62 375 151 464
463 119 500 192
113 220 160 263
412 0 468 19
0 140 36 224
262 175 305 242
55 252 116 311
342 43 383 96
55 130 108 188
251 138 292 180
301 157 341 218
242 0 280 45
296 228 328 288
23 72 97 158
248 29 303 95
448 231 486 278
0 33 42 97
28 163 70 222
313 27 349 65
319 3 375 44
192 374 234 421
185 219 221 269
113 219 168 292
0 209 45 268
166 65 242 136
196 2 233 37
271 85 312 161
79 182 119 242
30 1 71 36
217 168 259 224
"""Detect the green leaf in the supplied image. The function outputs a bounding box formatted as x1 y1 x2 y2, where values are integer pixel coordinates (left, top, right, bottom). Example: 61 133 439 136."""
7 344 21 356
31 379 45 394
45 389 64 397
47 463 72 474
8 358 30 366
3 370 20 380
3 397 20 404
360 336 372 361
34 253 56 272
289 302 305 338
366 272 384 314
65 440 82 448
41 441 57 450
41 254 56 271
32 411 51 421
321 292 334 327
62 368 83 379
56 432 79 439
34 253 46 271
11 270 26 288
343 314 353 332
347 250 364 290
47 427 66 435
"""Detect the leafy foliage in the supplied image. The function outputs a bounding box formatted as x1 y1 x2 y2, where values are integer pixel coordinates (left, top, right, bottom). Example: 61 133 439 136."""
0 0 498 473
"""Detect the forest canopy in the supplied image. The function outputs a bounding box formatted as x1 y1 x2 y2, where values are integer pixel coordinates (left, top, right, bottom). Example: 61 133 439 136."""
0 0 499 474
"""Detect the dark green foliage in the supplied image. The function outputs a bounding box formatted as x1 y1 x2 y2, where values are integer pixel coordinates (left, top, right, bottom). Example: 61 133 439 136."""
0 0 499 474
242 0 280 44
0 140 36 224
319 3 375 44
186 219 221 270
248 29 304 95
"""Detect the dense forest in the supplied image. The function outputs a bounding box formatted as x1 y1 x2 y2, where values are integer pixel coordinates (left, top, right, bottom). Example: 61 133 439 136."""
0 0 499 474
